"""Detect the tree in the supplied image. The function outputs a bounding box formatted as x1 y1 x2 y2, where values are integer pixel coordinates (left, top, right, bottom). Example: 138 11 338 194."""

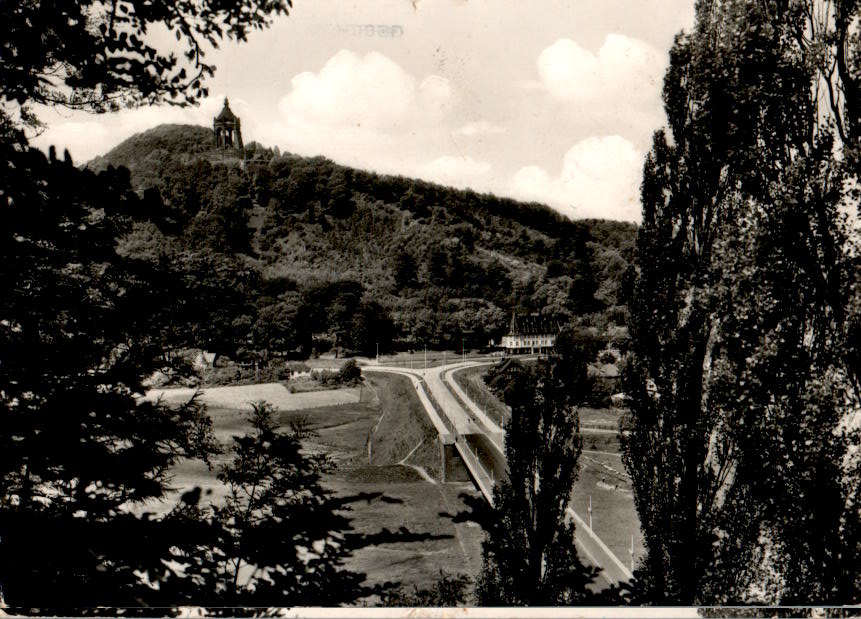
158 248 262 356
623 0 860 605
1 0 291 132
393 247 418 290
346 299 396 356
253 290 309 354
381 571 472 607
427 245 451 288
337 359 363 385
476 334 600 604
325 169 356 219
162 402 370 608
0 139 219 611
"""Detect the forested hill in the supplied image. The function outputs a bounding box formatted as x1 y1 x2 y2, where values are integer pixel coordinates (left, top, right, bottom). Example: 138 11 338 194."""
88 123 636 357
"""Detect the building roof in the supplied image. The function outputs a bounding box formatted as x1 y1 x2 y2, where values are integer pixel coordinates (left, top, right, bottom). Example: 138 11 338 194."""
507 313 560 336
215 98 238 122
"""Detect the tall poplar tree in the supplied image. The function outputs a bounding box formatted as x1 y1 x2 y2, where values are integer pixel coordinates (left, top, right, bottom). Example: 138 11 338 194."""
624 0 860 605
477 333 600 605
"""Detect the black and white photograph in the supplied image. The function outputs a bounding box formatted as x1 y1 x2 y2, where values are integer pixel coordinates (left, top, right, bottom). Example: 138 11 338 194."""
1 0 859 616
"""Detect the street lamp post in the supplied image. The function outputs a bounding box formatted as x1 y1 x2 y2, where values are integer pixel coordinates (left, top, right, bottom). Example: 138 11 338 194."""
588 495 593 530
630 534 635 573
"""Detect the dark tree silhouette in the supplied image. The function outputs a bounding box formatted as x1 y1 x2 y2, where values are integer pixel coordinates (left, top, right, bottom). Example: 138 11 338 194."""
1 0 291 131
381 571 472 607
476 334 601 604
159 402 372 609
624 0 861 605
0 139 219 611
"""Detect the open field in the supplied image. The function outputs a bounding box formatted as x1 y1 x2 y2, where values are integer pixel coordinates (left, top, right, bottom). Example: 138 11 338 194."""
144 382 362 411
327 479 484 590
376 351 497 370
582 430 622 453
572 447 644 573
367 373 442 480
140 372 485 599
580 406 627 430
142 366 640 596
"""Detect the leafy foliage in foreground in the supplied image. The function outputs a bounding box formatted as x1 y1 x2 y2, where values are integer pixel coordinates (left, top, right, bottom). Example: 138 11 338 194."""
159 402 371 608
1 1 291 131
381 570 473 607
0 137 221 610
0 142 380 613
623 0 861 605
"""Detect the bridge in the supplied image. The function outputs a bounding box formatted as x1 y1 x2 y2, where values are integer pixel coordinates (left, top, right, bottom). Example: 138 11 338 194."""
365 361 502 504
363 359 635 587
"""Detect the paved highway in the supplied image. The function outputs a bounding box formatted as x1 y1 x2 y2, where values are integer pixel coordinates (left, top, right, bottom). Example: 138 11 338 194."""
364 362 501 501
364 359 633 587
442 363 505 449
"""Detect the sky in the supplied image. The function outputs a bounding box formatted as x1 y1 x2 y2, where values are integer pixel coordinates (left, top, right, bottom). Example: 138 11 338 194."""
31 0 696 222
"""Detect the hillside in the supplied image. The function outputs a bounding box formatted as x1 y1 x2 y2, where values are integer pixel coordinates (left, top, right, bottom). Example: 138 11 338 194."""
88 124 636 358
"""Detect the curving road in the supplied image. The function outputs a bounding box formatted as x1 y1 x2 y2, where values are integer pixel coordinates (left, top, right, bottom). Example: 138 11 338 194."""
363 359 633 587
364 362 503 502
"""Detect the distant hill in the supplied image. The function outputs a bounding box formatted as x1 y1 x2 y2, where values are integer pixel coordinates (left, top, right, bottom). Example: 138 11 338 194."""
88 123 636 357
88 124 244 188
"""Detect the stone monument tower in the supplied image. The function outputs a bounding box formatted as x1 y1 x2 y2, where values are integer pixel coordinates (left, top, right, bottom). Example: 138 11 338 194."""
213 98 243 150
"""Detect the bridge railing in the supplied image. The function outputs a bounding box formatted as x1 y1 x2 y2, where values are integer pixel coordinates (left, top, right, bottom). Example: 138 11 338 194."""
420 379 455 435
449 367 510 428
421 379 498 504
376 354 497 369
453 435 496 506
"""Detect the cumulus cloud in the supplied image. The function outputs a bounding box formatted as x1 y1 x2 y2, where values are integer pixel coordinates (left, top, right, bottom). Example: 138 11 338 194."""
416 155 493 190
278 50 453 133
259 49 471 178
510 135 643 221
537 34 664 106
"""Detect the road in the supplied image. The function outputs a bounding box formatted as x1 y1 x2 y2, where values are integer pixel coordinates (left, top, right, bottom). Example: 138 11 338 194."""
567 508 634 584
441 363 505 450
366 362 498 437
364 359 634 587
365 362 500 502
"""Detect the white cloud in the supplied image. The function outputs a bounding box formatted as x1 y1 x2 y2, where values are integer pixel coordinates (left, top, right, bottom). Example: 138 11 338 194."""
419 75 456 120
257 49 473 179
453 120 506 137
511 165 553 197
537 34 664 106
416 155 493 190
278 50 453 133
31 95 240 162
510 135 643 221
32 121 114 163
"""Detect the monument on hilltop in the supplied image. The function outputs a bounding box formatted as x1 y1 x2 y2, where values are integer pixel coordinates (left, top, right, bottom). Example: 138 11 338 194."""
213 98 244 151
